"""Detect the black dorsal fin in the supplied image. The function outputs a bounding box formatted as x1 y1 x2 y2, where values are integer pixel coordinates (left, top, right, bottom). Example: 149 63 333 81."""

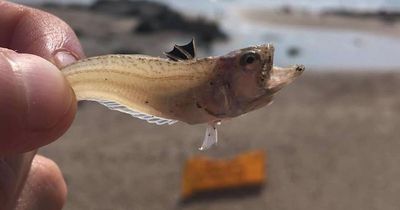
164 38 196 61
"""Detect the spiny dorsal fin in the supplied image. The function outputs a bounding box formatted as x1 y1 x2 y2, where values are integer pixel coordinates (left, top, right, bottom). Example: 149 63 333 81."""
164 38 196 61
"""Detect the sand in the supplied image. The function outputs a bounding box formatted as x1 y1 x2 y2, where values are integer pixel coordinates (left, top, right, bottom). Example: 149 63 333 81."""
32 4 400 210
39 72 400 210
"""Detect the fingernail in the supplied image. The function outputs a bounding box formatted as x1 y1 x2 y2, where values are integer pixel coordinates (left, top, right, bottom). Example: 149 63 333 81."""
53 49 79 68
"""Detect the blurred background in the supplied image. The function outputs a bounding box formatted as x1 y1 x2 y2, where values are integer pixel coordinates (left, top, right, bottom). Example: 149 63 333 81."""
11 0 400 209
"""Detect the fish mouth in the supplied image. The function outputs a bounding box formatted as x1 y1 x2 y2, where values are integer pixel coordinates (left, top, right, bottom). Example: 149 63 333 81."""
259 62 269 84
259 44 275 88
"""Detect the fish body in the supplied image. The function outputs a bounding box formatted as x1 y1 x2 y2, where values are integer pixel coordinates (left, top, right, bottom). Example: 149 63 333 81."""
62 40 304 149
63 55 219 124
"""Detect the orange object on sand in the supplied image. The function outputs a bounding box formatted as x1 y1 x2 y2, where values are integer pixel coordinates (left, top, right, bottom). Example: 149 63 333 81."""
182 150 266 198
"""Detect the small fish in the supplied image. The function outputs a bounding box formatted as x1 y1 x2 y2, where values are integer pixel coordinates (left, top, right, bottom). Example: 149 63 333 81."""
62 39 304 150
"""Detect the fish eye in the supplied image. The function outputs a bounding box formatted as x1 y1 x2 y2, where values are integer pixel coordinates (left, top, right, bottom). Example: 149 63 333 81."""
240 52 260 66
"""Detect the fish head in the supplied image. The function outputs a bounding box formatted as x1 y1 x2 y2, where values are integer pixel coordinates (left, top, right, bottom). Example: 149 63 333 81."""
203 44 304 119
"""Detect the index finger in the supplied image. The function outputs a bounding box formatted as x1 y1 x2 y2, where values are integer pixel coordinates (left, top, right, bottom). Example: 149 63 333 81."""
0 1 84 67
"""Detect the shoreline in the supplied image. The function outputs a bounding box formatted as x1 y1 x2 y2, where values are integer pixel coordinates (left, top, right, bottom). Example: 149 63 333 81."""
36 2 400 71
240 8 400 38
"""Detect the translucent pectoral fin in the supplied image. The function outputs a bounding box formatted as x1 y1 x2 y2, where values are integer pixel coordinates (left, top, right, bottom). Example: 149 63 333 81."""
88 99 178 125
199 123 218 150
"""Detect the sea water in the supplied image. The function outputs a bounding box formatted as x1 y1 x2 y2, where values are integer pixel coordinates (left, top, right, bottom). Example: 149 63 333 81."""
156 0 400 71
12 0 400 71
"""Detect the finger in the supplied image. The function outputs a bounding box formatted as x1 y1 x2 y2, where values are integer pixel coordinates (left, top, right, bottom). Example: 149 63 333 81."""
15 155 67 210
0 151 36 209
0 50 77 154
0 1 84 67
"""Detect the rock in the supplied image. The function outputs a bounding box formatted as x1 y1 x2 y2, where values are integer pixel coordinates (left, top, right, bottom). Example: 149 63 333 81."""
90 0 227 45
323 9 400 24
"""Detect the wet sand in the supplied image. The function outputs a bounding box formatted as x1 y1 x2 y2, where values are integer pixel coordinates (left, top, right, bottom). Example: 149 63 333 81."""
241 8 400 37
40 72 400 210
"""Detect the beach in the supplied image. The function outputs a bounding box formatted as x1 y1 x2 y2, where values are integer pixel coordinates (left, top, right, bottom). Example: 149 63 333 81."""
241 8 400 37
41 72 400 210
31 2 400 210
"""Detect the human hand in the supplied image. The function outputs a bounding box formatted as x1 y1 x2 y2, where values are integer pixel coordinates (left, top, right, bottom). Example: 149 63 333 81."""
0 1 84 209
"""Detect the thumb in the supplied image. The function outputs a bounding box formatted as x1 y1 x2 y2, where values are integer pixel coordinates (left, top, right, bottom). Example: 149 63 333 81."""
0 49 76 155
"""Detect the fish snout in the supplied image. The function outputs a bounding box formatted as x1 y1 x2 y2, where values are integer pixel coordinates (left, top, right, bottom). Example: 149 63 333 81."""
295 64 305 72
265 64 305 91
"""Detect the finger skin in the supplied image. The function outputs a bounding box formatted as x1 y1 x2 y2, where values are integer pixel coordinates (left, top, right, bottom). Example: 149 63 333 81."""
0 1 84 66
0 151 36 209
15 155 67 210
0 50 77 154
